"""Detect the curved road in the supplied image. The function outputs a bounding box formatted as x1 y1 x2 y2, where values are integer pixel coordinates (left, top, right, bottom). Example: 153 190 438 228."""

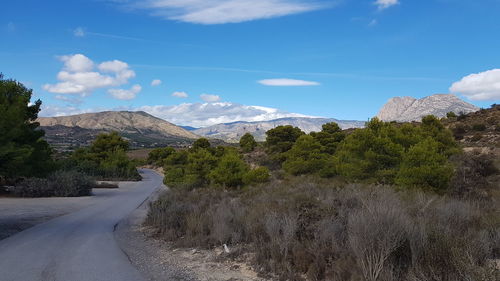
0 169 163 281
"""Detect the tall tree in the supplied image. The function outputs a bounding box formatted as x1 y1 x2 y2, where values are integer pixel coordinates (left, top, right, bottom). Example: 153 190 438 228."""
239 133 257 153
0 74 54 179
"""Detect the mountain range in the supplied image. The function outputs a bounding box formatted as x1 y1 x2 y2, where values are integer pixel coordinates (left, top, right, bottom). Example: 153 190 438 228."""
37 111 198 150
376 94 479 122
37 94 481 148
193 117 366 142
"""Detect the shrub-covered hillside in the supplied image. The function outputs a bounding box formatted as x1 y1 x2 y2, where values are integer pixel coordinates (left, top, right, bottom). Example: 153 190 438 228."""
146 114 500 281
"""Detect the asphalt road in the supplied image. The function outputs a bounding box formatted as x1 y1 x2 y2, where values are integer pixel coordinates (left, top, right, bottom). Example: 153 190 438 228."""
0 169 163 281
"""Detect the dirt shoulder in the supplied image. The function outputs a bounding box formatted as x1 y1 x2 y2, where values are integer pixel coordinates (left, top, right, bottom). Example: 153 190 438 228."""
115 187 268 281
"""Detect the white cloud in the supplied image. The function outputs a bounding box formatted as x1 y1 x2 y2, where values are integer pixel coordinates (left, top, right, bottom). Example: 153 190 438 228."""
108 84 142 100
74 27 85 37
172 91 189 98
125 0 325 24
138 102 310 127
43 54 136 96
258 78 320 86
374 0 399 10
151 79 162 86
450 69 500 101
200 93 221 102
39 105 98 117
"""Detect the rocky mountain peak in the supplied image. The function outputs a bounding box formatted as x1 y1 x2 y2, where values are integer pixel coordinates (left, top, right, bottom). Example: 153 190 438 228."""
376 94 479 122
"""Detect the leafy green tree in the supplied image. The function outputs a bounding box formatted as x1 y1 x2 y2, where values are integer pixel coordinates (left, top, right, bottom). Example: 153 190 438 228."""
147 147 176 165
90 131 129 158
283 135 328 175
192 138 211 150
312 122 345 154
265 125 304 154
210 151 249 188
334 120 404 182
100 149 139 180
69 132 139 180
185 148 218 186
396 138 453 192
420 115 459 156
0 75 54 179
239 133 257 153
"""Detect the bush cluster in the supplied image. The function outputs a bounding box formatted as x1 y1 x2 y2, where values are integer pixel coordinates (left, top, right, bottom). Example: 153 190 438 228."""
10 170 94 197
63 132 141 181
268 116 459 192
146 180 500 281
153 138 270 189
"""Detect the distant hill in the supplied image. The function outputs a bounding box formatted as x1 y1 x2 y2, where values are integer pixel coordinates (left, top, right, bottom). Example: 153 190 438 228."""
181 126 199 131
37 111 199 150
444 104 500 149
193 117 365 142
376 94 479 122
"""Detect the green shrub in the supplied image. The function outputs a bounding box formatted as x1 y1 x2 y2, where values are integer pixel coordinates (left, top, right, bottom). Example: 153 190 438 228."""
147 147 176 166
243 166 270 185
396 138 453 192
446 111 457 118
312 122 345 154
10 170 94 197
472 123 487 131
239 133 257 153
68 132 141 181
192 138 211 150
265 125 305 154
209 151 249 188
283 135 328 176
48 170 94 197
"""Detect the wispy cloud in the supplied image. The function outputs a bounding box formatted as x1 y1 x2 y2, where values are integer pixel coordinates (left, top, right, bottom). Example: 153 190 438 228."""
172 91 189 98
259 78 320 86
73 27 149 42
117 0 327 24
151 79 162 86
134 64 445 82
200 94 221 102
374 0 399 10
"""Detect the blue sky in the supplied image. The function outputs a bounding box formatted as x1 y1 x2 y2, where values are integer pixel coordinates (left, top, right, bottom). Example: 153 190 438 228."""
1 0 500 127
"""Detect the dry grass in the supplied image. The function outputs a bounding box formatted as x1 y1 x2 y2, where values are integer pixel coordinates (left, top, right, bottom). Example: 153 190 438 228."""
146 177 500 281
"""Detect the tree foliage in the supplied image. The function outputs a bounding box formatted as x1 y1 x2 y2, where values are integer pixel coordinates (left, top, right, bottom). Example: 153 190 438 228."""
265 125 305 154
0 75 54 179
192 138 211 150
239 133 257 153
68 132 140 180
210 151 249 187
283 135 328 176
147 147 176 166
311 122 345 154
395 138 454 192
